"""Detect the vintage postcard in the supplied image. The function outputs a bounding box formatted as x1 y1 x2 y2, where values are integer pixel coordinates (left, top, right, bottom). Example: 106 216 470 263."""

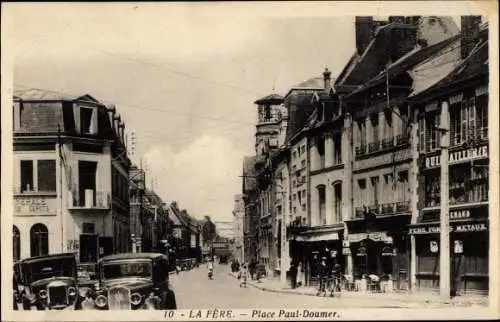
1 1 499 321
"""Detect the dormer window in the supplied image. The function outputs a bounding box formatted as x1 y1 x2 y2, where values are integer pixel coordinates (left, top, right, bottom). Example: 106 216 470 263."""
80 107 97 134
80 107 93 134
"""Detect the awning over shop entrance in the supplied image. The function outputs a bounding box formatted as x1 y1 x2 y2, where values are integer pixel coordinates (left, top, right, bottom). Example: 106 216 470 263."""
348 231 392 243
295 231 340 242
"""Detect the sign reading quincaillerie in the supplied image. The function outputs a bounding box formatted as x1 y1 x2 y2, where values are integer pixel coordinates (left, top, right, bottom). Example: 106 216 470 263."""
425 145 488 168
409 222 487 234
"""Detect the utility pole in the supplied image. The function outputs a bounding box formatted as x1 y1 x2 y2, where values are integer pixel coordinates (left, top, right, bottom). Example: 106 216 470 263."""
439 101 451 298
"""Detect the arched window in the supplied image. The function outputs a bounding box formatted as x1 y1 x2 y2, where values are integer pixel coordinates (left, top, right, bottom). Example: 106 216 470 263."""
30 223 49 257
13 225 21 261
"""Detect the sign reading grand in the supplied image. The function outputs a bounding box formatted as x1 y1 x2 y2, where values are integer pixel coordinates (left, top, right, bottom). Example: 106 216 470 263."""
15 196 55 215
425 145 488 168
409 222 487 234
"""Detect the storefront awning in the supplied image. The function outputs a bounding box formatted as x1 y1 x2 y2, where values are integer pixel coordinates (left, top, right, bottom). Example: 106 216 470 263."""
348 231 392 243
295 231 339 242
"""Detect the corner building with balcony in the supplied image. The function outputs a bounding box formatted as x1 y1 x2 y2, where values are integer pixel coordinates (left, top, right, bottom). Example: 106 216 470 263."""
336 15 460 291
12 88 131 262
407 18 489 295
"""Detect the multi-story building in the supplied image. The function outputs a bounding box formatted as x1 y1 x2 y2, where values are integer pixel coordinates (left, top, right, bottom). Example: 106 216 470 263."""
253 94 285 271
341 16 460 291
167 202 201 263
293 68 349 285
129 165 146 252
141 189 171 253
12 89 130 262
242 156 258 264
282 77 326 282
232 195 245 263
407 18 489 295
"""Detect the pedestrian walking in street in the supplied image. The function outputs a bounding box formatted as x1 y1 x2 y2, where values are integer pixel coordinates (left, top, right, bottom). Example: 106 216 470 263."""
207 258 214 280
239 264 249 287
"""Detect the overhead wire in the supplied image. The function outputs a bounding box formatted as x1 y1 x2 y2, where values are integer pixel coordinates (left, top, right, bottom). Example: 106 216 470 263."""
14 83 256 127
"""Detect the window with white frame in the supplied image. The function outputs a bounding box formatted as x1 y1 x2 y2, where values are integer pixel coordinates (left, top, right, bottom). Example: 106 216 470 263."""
19 159 56 193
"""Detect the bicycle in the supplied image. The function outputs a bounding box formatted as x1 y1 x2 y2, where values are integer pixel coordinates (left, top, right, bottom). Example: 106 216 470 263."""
326 275 342 297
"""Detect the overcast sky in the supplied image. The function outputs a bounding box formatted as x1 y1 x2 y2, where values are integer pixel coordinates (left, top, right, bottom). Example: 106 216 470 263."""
5 3 471 223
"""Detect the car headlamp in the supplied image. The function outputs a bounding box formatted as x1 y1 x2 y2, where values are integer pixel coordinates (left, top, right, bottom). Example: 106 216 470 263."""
68 286 77 296
130 293 142 306
39 289 47 299
17 285 25 292
95 295 107 308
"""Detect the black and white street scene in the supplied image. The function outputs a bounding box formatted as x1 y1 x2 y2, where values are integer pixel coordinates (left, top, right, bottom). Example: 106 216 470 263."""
2 2 497 316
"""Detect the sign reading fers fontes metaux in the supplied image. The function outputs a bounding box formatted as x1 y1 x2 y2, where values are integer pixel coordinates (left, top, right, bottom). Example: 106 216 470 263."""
409 222 487 234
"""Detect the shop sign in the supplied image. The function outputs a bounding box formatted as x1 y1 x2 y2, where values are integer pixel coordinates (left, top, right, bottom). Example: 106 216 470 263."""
409 223 487 234
430 241 439 253
425 146 488 168
450 210 470 220
449 146 488 164
454 240 463 254
342 248 351 255
15 197 54 215
455 223 487 232
342 240 350 248
381 246 395 256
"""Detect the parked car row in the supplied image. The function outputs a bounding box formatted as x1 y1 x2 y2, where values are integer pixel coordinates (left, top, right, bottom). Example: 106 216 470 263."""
175 258 198 272
13 252 177 311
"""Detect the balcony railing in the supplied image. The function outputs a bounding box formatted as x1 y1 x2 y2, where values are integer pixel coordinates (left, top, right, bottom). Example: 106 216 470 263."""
381 203 394 214
355 207 365 218
368 141 380 153
450 127 488 147
395 201 410 213
450 189 488 205
356 134 409 158
71 190 111 209
355 143 368 157
381 137 394 150
396 133 410 146
355 201 411 218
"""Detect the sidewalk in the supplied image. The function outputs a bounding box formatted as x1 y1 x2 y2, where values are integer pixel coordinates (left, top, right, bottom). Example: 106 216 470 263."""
227 272 488 307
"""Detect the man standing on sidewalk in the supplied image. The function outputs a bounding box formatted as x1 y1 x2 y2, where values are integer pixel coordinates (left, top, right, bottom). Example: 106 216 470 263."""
289 261 298 289
316 257 329 296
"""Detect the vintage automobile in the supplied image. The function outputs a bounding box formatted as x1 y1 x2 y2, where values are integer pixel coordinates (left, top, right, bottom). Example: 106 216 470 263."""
13 261 21 310
16 253 82 310
86 253 177 310
76 262 98 298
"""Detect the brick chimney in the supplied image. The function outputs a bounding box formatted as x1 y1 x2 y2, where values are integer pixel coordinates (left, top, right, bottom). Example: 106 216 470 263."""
355 16 375 56
323 67 331 91
461 16 482 59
